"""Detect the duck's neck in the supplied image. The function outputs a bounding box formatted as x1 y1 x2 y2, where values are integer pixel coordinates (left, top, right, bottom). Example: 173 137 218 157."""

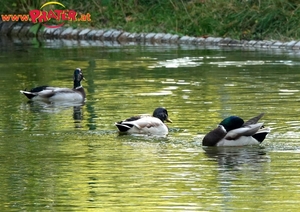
73 80 81 89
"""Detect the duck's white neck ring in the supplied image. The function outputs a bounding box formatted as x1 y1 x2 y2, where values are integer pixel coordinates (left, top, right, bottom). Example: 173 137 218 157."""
75 85 83 89
218 125 227 133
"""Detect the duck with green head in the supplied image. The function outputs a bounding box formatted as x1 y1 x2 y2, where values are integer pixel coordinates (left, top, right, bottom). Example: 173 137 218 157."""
20 68 86 103
202 113 271 146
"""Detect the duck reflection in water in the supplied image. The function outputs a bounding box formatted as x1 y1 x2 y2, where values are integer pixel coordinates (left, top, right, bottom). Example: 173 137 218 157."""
203 146 270 169
203 146 271 211
21 101 84 129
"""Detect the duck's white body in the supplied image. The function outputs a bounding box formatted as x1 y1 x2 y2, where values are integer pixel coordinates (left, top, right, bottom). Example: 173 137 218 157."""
21 86 85 103
116 115 169 136
115 107 172 137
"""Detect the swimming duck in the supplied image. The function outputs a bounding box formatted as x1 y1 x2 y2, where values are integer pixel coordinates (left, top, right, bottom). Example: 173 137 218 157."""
115 107 172 136
20 68 86 103
202 113 271 146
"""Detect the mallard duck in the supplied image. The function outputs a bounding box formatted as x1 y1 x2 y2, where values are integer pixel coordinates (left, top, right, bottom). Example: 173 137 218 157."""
202 113 271 146
20 68 85 103
115 107 172 136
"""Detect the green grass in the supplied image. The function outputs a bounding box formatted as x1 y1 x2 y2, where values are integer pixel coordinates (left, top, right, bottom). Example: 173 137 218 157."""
1 0 300 41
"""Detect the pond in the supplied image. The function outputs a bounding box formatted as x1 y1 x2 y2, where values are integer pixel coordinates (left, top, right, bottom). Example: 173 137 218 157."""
1 38 300 211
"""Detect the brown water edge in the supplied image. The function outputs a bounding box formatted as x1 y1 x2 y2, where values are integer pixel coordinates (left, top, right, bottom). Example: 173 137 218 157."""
1 20 300 49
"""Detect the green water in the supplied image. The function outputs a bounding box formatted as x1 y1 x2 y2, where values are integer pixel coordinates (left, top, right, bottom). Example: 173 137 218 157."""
1 39 300 211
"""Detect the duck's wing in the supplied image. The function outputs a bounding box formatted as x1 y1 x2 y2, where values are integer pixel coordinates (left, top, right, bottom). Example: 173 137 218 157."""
132 116 168 135
20 86 74 100
36 87 73 97
121 115 146 122
225 123 263 140
122 116 163 129
243 113 264 126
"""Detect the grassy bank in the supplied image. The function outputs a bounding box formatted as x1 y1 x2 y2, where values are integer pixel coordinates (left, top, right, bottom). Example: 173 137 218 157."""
1 0 300 41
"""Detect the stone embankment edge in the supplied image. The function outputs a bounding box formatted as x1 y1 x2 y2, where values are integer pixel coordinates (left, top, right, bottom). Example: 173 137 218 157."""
1 21 300 50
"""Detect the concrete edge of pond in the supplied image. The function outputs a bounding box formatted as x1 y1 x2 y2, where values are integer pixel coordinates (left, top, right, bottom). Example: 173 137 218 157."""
1 21 300 50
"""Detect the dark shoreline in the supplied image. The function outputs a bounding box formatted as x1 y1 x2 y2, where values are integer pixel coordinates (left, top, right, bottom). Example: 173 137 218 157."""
1 21 300 50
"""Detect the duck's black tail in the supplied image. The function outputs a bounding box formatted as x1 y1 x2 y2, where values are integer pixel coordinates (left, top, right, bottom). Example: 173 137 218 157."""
20 90 36 99
115 123 134 132
252 127 271 143
20 85 49 99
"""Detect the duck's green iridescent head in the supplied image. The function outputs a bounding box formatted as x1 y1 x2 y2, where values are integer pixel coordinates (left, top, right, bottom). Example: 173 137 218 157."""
219 116 244 132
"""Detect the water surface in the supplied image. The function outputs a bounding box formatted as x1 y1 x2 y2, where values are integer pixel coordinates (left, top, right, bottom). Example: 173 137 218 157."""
1 39 300 211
